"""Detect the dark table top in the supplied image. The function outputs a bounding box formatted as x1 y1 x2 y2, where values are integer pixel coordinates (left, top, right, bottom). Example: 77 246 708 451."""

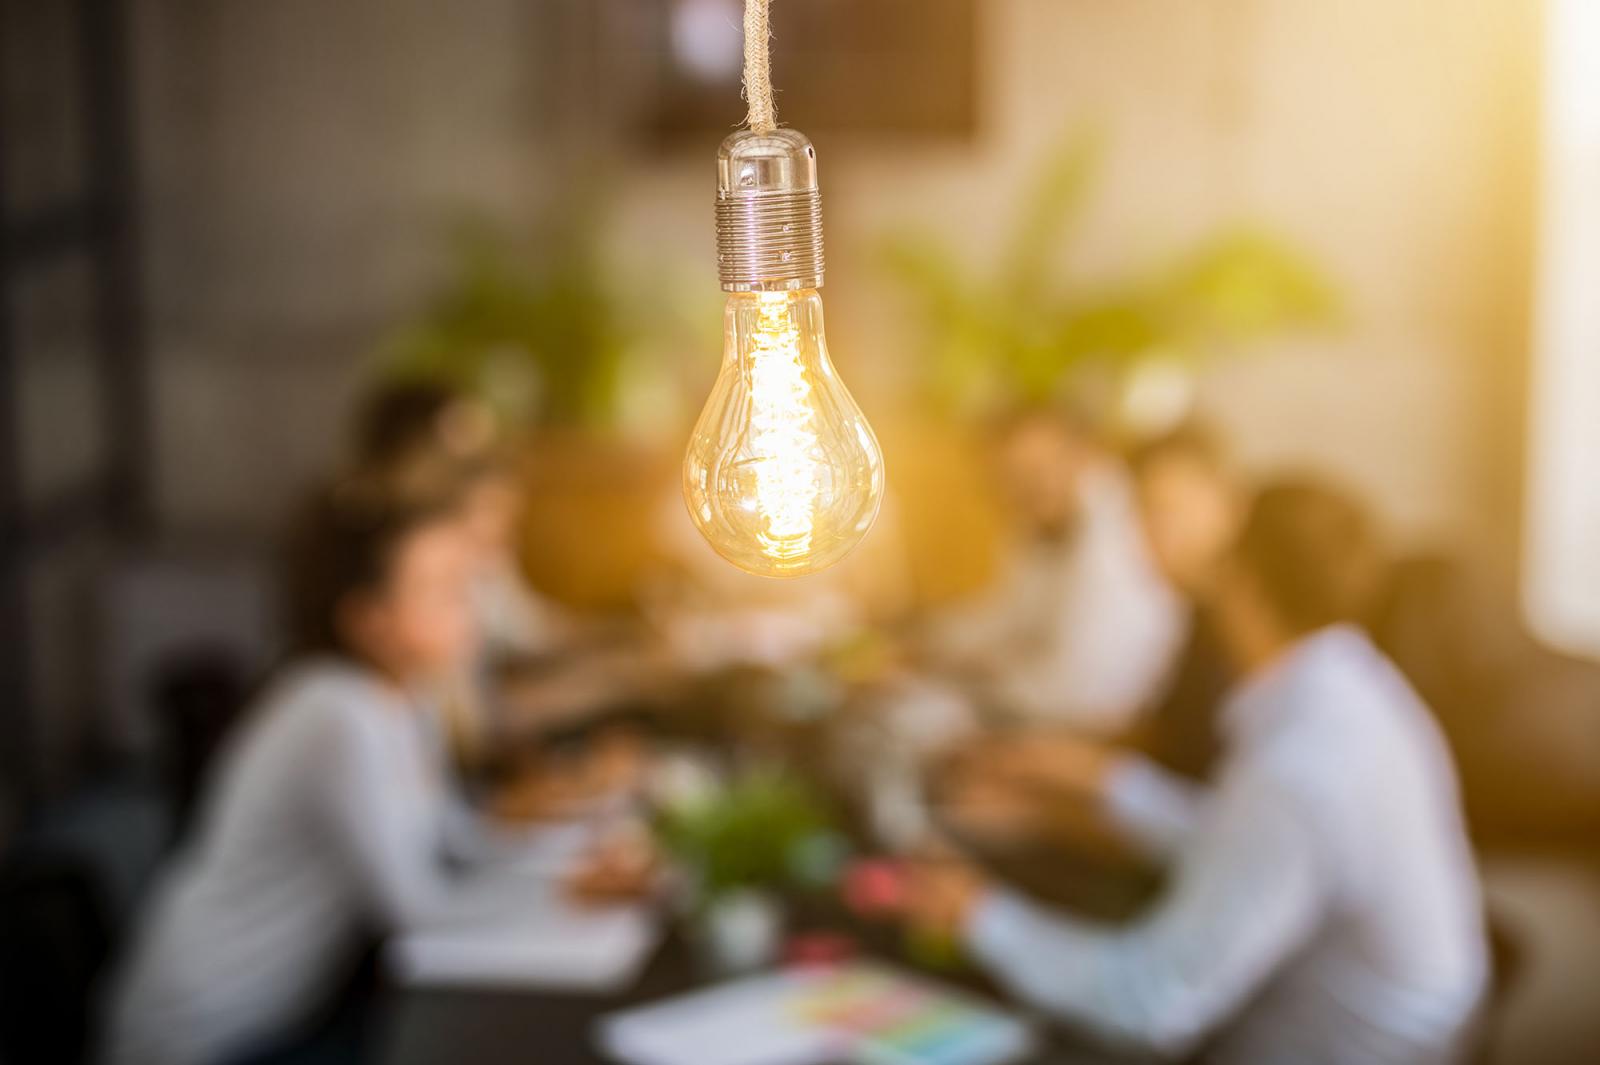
380 707 1164 1065
374 896 1152 1065
375 954 1114 1065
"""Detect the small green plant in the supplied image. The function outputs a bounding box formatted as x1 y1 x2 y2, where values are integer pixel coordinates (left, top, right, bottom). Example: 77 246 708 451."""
655 769 840 904
879 130 1339 417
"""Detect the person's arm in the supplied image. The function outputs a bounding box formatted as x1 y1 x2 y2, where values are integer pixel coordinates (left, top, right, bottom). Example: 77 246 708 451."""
493 657 641 739
312 700 523 930
922 555 1036 671
966 772 1324 1058
1099 754 1205 858
940 736 1202 859
476 557 571 658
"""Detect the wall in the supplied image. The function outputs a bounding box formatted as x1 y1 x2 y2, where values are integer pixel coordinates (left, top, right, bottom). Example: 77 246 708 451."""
605 0 1540 565
133 0 1540 570
132 0 548 533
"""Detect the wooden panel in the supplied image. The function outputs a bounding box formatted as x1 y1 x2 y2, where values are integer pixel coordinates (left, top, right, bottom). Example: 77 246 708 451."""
595 0 978 147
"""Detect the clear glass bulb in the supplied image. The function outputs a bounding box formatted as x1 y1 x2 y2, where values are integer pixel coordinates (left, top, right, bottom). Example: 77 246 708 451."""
683 289 884 578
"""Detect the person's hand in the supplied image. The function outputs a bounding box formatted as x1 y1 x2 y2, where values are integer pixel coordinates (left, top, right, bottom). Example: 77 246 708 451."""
580 728 648 799
487 761 594 823
934 773 1048 844
490 734 650 824
902 855 988 942
497 665 626 734
949 732 1120 801
565 830 660 905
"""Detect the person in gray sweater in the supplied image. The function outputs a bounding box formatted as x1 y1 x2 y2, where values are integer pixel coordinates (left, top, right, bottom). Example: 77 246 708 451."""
104 477 563 1065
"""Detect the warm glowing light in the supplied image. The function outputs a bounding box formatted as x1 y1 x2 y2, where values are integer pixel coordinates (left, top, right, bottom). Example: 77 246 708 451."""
747 292 820 557
683 289 883 578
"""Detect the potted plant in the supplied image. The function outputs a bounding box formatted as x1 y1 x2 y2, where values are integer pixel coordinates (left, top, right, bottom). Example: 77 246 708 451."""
879 129 1340 425
876 130 1340 601
377 207 709 608
654 768 844 974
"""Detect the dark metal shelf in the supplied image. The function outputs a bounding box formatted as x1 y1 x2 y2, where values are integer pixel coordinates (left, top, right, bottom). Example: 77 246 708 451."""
0 475 114 559
1 0 148 806
2 200 110 270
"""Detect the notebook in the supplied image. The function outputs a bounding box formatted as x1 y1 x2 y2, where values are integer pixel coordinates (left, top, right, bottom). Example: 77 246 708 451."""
598 963 1035 1065
387 873 659 993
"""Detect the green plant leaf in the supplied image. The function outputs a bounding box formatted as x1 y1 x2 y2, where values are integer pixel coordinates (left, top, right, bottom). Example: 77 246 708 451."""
654 769 834 901
376 210 641 428
1160 227 1340 348
1000 128 1102 299
876 133 1339 418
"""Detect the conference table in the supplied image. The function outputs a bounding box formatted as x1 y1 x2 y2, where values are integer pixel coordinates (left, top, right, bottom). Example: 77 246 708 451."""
375 674 1168 1065
375 927 1132 1065
375 836 1163 1065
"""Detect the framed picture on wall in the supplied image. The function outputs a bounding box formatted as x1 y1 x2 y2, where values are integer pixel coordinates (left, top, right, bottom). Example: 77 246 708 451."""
591 0 979 148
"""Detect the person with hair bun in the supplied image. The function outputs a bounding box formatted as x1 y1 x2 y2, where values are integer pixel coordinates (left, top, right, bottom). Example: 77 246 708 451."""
350 381 570 662
346 381 653 777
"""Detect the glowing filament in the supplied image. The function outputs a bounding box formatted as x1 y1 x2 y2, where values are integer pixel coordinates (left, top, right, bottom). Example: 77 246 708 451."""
748 292 819 558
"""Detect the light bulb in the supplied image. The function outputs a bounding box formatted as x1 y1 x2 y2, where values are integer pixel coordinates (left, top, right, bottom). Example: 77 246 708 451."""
682 127 884 578
684 288 884 577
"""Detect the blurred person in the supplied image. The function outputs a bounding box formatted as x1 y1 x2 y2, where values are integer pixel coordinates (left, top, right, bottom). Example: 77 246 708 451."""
353 380 568 658
647 482 969 852
352 379 497 472
434 453 646 758
644 478 915 675
922 405 1183 733
846 413 1197 852
353 381 657 770
946 422 1246 828
1131 422 1242 601
1119 423 1242 780
102 478 649 1065
454 452 566 660
908 479 1488 1064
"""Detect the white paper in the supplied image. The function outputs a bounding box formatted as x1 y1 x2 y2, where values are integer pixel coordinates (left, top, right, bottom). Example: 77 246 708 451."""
387 876 660 993
600 970 844 1065
598 965 1035 1065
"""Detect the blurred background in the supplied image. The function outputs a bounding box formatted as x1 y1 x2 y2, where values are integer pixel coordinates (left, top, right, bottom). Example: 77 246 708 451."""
3 0 1598 1063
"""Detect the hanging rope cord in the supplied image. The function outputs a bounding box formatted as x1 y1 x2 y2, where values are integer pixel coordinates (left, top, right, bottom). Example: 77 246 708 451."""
743 0 778 133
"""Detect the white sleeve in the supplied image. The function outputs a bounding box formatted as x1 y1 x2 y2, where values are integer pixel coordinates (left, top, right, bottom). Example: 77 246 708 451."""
1013 468 1183 733
439 788 613 876
927 557 1036 667
966 772 1324 1058
476 560 565 657
1101 754 1204 858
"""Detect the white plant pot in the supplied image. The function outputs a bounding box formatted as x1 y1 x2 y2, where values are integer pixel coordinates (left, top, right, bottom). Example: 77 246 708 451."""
697 889 783 976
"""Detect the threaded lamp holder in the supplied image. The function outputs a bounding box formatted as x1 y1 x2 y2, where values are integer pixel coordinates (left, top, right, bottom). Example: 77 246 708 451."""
715 128 825 292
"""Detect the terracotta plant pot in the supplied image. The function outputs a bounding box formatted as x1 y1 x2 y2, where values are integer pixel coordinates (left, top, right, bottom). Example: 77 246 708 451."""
516 430 673 611
871 413 1004 607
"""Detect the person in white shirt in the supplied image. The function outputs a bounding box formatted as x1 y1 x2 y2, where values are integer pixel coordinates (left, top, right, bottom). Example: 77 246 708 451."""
102 478 647 1065
925 406 1183 734
910 479 1489 1063
934 423 1247 854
